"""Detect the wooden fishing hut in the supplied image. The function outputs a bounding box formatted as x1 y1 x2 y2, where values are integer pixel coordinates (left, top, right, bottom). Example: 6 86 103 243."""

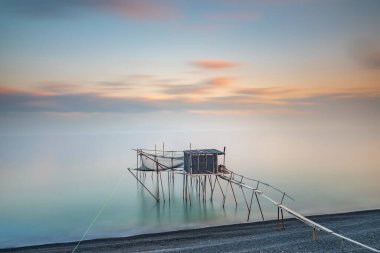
183 148 225 174
127 145 380 252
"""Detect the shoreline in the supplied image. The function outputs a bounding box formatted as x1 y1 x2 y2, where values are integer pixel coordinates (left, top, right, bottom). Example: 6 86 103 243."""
2 209 379 252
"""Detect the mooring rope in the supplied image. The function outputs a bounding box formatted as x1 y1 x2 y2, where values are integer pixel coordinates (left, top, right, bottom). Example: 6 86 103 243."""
71 172 124 253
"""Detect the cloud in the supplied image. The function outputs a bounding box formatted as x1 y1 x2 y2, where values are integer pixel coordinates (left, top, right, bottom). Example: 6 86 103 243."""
351 39 380 69
206 11 259 23
0 86 20 94
96 81 136 92
158 84 206 95
208 77 236 86
1 84 380 115
156 76 236 96
193 60 239 69
36 83 83 94
0 92 156 113
90 0 179 21
0 0 179 21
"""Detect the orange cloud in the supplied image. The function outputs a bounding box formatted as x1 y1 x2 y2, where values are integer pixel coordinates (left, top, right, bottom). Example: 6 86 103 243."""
193 60 238 69
208 77 236 86
32 91 56 96
0 86 19 94
2 79 380 115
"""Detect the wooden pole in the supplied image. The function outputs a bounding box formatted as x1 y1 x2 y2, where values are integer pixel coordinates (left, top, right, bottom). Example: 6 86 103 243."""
136 149 139 179
247 190 254 221
199 176 202 201
255 193 264 221
240 188 250 219
230 181 237 206
216 176 225 208
188 175 192 205
159 172 165 203
128 168 159 202
281 208 285 229
203 175 207 203
312 227 318 240
167 171 170 203
223 173 232 208
223 146 226 166
155 145 160 202
182 173 185 200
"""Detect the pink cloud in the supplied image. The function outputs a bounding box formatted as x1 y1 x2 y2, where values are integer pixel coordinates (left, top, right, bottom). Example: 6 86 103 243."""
208 77 236 86
193 60 239 69
0 86 19 94
4 0 180 21
90 0 180 21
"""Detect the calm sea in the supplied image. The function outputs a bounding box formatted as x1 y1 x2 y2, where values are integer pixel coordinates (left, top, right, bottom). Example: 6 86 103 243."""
1 129 379 248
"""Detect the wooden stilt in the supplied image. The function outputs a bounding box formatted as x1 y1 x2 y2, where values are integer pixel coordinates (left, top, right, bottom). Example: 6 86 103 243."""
203 175 207 203
223 173 232 208
187 175 192 205
281 208 285 229
159 172 165 203
210 176 217 201
241 187 250 211
156 171 160 202
277 207 285 230
182 173 185 200
255 193 264 221
186 175 188 202
247 190 255 221
128 168 159 202
230 181 237 206
216 176 226 207
167 172 171 203
197 176 202 201
312 227 318 240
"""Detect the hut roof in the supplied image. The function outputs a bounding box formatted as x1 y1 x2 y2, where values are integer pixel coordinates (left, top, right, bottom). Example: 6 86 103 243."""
183 149 224 155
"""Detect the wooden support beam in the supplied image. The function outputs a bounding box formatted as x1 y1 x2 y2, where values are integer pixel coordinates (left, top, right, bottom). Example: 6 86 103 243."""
127 168 159 202
247 190 255 221
216 176 225 203
159 172 165 203
312 227 318 240
230 181 238 206
223 173 232 208
255 193 264 221
210 176 217 202
241 187 250 211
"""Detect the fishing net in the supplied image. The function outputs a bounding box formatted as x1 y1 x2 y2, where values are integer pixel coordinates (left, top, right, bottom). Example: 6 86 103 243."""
139 150 184 171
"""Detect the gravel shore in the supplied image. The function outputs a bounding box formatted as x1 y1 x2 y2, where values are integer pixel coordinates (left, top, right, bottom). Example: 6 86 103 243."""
2 209 379 253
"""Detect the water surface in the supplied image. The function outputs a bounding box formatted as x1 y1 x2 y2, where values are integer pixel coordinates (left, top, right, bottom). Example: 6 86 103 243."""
0 128 379 248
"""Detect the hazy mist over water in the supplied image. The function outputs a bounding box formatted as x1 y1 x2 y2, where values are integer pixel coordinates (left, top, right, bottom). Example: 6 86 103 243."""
1 114 379 248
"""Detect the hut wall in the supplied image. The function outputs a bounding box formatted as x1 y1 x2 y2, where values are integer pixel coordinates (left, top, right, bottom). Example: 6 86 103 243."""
184 153 218 174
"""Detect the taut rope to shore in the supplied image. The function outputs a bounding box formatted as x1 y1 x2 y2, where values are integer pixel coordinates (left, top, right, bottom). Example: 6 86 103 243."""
71 172 124 253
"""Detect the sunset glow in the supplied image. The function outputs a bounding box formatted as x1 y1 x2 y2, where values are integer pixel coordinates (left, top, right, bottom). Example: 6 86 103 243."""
0 0 379 118
1 1 380 249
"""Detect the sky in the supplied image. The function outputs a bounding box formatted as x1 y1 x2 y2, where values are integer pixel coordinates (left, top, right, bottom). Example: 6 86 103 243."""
0 0 380 247
0 0 380 135
1 2 380 245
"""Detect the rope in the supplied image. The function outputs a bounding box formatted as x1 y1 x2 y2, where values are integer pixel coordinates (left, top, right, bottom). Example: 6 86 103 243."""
71 172 124 253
